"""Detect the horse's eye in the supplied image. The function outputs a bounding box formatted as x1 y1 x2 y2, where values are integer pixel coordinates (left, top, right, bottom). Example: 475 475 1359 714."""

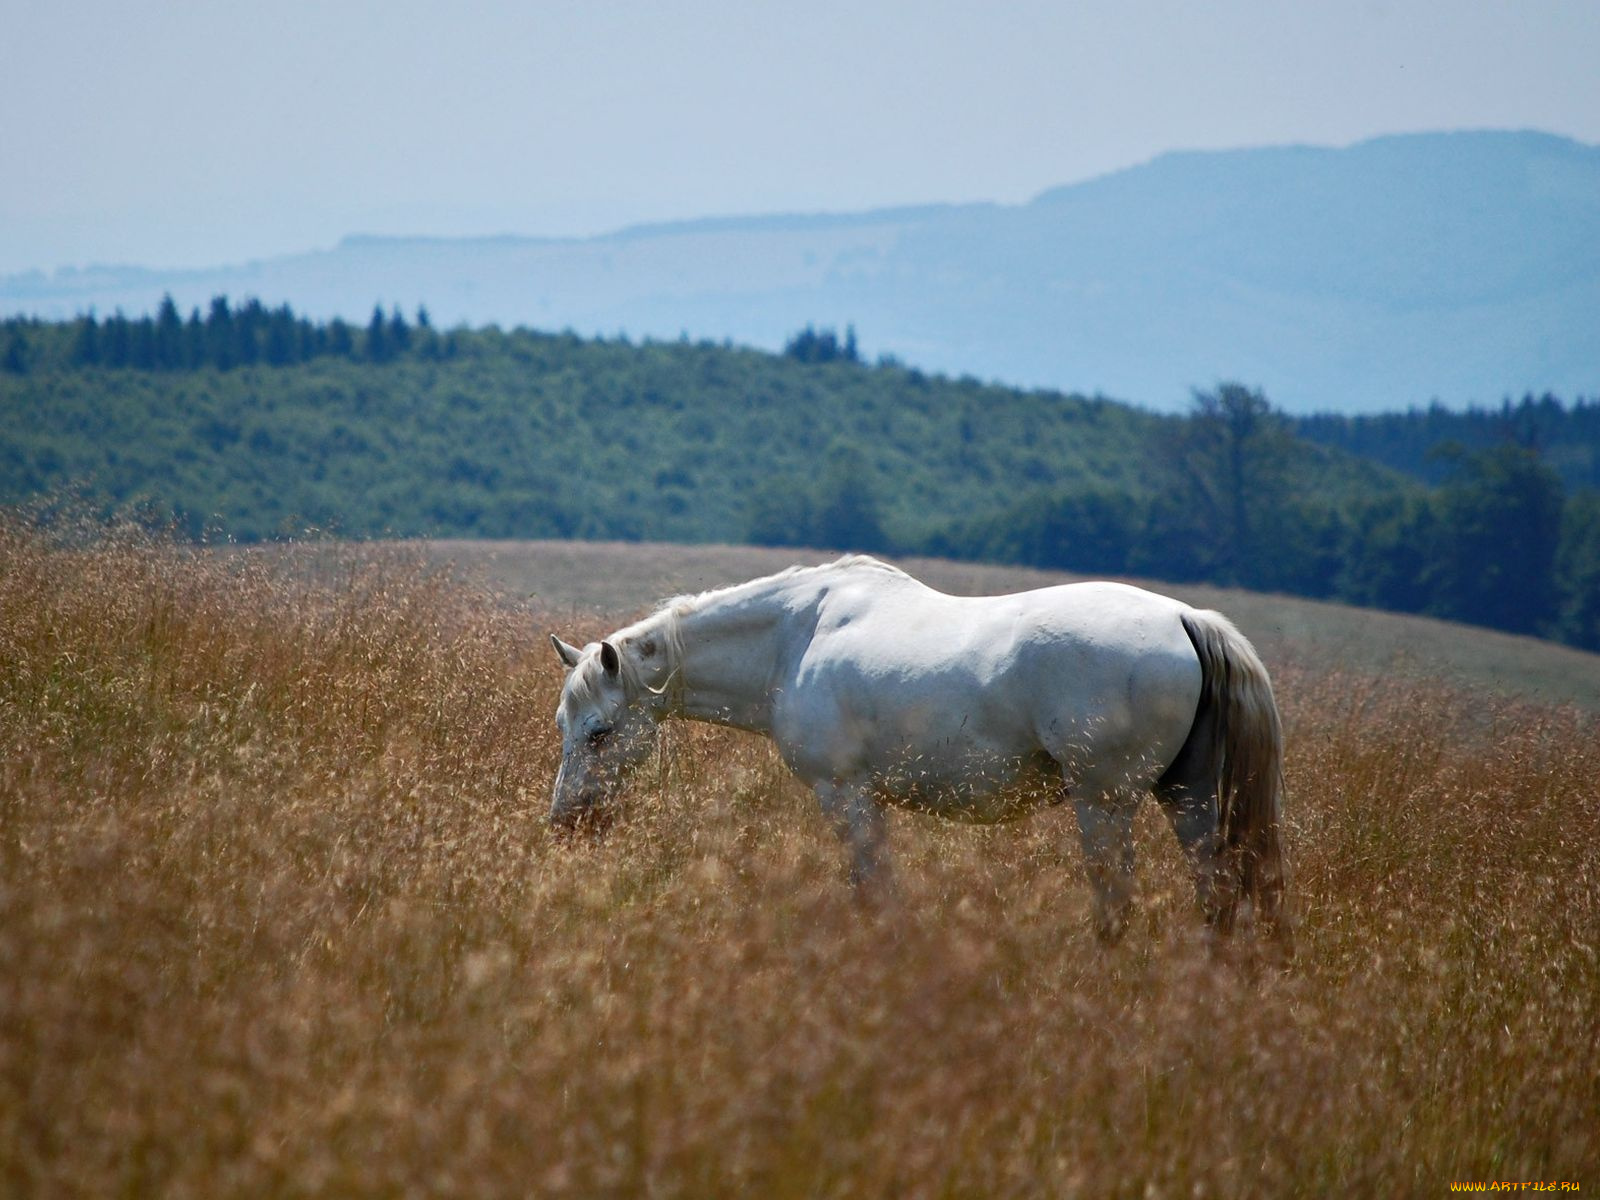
587 727 612 749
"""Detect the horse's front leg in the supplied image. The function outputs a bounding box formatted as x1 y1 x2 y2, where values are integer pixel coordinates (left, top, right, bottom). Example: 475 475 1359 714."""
814 780 890 892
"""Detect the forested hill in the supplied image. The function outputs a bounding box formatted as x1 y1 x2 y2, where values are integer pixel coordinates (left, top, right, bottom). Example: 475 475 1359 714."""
2 303 1598 650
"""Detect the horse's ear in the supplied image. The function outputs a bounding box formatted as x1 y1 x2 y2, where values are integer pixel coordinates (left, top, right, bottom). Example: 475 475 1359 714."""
599 640 621 677
550 634 583 669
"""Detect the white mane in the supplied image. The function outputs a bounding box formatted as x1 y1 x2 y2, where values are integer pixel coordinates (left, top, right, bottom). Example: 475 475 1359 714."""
660 554 910 618
560 602 685 711
571 556 910 711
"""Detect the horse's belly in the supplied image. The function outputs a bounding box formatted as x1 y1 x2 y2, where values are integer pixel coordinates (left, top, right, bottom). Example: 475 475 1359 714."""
874 747 1061 824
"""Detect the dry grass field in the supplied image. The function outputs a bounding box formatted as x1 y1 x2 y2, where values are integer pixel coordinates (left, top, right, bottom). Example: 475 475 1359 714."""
3 521 1598 1197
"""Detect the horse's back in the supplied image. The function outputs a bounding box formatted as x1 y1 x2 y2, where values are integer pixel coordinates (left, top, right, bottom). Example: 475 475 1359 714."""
780 570 1203 797
823 574 1197 681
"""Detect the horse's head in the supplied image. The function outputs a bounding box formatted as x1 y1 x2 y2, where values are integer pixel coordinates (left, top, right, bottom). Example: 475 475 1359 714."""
548 633 662 831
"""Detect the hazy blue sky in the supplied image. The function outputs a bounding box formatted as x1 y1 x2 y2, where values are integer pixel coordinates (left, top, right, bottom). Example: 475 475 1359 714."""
3 0 1597 274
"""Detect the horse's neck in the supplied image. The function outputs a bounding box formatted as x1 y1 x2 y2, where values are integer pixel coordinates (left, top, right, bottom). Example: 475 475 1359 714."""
671 580 810 734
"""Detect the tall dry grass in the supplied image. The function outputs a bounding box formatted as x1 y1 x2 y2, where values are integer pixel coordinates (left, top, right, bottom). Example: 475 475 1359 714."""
1 517 1596 1197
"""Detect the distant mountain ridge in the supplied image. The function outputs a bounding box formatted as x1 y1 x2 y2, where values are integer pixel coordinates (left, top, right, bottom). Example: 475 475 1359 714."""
4 130 1596 412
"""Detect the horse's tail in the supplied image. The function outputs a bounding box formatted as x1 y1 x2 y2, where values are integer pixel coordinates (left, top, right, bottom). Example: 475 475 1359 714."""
1179 609 1289 941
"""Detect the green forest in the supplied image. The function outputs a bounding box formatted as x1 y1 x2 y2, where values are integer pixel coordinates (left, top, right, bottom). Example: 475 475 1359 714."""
3 299 1598 651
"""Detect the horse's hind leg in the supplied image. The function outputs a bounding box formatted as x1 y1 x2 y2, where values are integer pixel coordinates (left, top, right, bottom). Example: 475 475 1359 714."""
1152 685 1236 934
1072 792 1139 943
1153 776 1231 934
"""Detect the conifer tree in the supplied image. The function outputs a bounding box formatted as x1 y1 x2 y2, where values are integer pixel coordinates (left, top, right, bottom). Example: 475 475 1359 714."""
155 294 184 369
389 306 411 353
235 298 264 366
265 304 296 366
297 318 318 362
104 312 131 367
2 328 28 374
366 305 389 363
71 314 100 366
207 297 237 369
184 308 205 368
131 316 157 369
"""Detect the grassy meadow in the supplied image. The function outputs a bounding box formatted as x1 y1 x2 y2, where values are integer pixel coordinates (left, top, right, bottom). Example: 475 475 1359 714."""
2 521 1597 1196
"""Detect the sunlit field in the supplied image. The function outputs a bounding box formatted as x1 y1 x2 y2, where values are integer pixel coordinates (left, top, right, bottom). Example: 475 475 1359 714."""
2 520 1596 1197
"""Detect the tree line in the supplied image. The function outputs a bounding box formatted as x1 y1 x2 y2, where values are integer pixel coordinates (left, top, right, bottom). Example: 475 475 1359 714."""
3 308 1598 652
2 296 457 374
1294 393 1600 491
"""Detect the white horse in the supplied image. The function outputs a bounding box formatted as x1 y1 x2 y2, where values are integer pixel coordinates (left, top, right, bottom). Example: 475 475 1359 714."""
549 555 1287 942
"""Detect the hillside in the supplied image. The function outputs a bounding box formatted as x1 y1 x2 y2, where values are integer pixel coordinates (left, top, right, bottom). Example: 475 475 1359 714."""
5 131 1597 411
0 321 1397 550
7 309 1600 649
